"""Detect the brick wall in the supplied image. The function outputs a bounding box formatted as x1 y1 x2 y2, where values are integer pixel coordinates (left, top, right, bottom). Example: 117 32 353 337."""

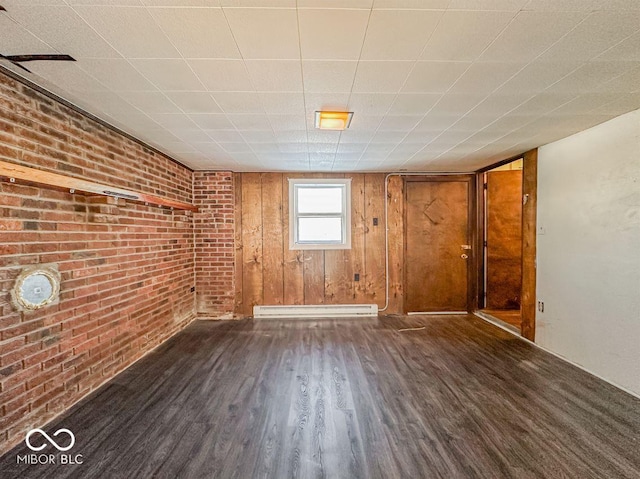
0 72 196 455
193 172 236 318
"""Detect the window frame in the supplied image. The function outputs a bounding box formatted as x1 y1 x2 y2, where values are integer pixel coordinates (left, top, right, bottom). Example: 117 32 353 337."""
288 178 352 250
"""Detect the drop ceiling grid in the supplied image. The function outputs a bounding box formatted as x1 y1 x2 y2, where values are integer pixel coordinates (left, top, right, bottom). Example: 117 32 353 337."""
0 2 639 171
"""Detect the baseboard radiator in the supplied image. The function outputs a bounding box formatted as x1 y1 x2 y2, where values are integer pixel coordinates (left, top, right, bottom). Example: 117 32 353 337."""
253 304 378 319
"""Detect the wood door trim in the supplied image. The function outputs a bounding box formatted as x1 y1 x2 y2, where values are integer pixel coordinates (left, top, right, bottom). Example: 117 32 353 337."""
403 175 476 313
521 149 538 341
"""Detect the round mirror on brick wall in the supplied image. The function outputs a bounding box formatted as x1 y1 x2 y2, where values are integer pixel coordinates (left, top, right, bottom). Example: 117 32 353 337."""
11 265 61 311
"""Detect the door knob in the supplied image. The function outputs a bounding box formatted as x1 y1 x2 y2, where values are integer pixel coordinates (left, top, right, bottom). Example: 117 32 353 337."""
461 254 469 259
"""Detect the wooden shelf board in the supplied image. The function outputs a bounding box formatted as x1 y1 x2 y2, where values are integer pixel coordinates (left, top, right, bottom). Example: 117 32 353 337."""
0 160 198 212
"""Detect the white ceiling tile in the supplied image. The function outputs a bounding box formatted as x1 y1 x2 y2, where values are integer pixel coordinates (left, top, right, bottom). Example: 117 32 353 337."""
220 142 253 153
337 143 367 154
522 0 640 11
360 10 442 61
245 60 303 92
269 115 307 130
189 113 234 129
118 90 181 113
352 61 414 93
224 8 299 59
143 0 220 5
79 59 155 91
0 15 56 56
307 129 342 143
304 93 351 114
348 115 384 131
228 114 272 130
448 62 524 94
302 61 357 93
150 113 199 129
213 92 263 114
299 0 372 7
148 7 240 59
188 59 253 91
539 11 640 62
171 129 212 143
220 0 293 6
259 92 305 115
369 130 408 143
348 93 396 115
164 92 222 114
479 11 585 63
425 93 486 115
338 130 376 143
402 62 470 93
495 61 582 94
422 11 516 62
448 0 529 9
250 143 280 153
594 66 640 93
130 59 204 91
507 92 579 116
389 93 441 115
546 61 639 94
468 94 530 116
298 9 370 60
377 115 422 131
596 31 640 62
414 115 462 132
373 0 449 8
242 130 276 142
72 6 180 58
273 130 307 143
546 93 623 116
6 6 120 58
26 62 109 92
205 130 245 142
67 0 142 5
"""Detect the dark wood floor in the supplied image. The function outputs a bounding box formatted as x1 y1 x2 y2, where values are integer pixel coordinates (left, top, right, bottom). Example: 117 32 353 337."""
1 315 639 479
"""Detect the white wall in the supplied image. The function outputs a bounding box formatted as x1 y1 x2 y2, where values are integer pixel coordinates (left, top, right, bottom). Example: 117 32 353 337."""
536 108 640 397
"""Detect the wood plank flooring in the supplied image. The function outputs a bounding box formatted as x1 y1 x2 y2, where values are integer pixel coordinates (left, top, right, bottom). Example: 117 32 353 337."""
1 315 639 479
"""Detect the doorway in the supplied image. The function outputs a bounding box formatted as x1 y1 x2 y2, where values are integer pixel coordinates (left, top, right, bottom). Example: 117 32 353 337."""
481 159 523 331
404 177 474 313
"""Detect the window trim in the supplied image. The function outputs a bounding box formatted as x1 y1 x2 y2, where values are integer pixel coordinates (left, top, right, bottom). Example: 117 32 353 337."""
288 178 352 250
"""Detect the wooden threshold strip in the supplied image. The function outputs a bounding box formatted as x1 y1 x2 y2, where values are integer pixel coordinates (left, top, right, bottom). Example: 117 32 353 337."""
0 159 198 212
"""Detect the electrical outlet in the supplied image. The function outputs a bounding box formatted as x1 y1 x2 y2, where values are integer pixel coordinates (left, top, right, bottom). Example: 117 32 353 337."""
538 225 546 235
373 217 379 226
190 286 195 293
354 273 360 282
538 301 544 312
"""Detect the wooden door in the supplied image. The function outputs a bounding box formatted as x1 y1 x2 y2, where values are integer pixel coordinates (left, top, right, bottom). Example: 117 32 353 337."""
486 170 522 310
405 179 471 312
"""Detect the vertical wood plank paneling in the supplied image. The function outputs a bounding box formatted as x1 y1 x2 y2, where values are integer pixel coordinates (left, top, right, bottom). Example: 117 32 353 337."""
304 252 325 304
235 172 401 310
282 174 305 305
241 173 263 316
234 173 243 315
387 176 404 314
350 174 366 303
324 174 353 303
521 149 538 341
261 173 284 305
364 174 386 307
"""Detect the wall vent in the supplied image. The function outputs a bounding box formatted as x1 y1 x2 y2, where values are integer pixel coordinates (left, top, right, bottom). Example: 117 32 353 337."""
253 304 378 319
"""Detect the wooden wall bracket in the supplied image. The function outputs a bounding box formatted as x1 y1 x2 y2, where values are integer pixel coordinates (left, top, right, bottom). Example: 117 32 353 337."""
0 160 198 212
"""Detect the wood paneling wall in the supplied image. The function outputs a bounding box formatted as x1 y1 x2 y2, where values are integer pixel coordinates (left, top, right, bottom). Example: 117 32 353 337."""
234 173 399 316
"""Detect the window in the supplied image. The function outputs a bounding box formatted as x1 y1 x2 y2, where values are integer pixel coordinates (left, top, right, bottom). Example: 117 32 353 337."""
289 179 351 250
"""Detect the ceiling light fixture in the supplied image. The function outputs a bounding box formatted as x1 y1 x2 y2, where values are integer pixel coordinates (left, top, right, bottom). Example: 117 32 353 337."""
314 111 353 130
